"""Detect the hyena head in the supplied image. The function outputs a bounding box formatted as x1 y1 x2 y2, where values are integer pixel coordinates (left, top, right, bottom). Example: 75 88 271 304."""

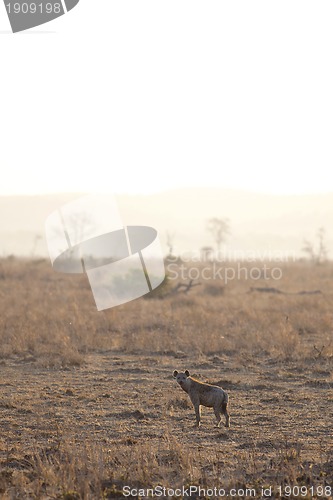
173 370 191 390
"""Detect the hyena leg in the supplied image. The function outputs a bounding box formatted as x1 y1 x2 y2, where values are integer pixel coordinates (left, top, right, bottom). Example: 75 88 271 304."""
221 402 230 428
213 405 222 427
194 404 201 427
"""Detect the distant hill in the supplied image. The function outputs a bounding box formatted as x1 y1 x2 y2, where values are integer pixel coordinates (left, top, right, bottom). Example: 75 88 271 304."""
0 189 332 259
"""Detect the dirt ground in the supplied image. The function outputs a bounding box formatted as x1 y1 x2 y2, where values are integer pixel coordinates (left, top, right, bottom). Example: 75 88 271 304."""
1 258 333 498
0 350 332 499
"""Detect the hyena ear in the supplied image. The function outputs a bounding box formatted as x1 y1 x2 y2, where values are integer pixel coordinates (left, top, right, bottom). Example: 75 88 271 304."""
184 370 190 377
173 370 178 378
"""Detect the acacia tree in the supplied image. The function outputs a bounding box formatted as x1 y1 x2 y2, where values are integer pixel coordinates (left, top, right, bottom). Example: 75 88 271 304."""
165 231 176 257
207 217 230 254
302 226 328 265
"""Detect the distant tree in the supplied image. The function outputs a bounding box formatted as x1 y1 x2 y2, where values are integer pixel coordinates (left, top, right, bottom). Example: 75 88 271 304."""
207 217 230 254
302 227 328 265
166 231 176 257
317 227 328 262
200 246 214 262
31 234 42 257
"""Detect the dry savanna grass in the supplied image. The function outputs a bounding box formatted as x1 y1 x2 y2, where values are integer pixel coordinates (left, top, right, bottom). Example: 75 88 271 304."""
0 256 332 499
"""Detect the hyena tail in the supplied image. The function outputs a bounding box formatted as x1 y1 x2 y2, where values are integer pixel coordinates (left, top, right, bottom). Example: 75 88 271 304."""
221 391 229 413
221 392 230 428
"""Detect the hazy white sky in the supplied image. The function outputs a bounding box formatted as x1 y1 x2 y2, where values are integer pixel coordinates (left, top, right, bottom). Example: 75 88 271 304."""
1 1 333 196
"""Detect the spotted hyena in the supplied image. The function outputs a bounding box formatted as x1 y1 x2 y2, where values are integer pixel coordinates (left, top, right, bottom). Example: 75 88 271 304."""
173 370 230 428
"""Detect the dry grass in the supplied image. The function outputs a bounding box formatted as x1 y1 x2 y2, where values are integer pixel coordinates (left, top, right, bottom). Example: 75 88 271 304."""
0 257 332 498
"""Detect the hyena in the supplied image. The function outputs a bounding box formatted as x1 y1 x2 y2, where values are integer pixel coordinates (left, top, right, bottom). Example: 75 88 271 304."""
173 370 230 428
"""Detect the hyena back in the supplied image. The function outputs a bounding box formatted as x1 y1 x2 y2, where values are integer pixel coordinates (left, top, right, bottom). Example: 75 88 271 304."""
173 370 230 428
